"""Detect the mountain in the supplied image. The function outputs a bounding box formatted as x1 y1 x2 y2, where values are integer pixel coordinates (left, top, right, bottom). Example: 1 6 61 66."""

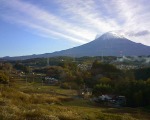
1 31 150 60
48 31 150 56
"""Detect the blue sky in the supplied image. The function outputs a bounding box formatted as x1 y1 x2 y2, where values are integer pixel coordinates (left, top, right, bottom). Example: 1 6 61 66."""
0 0 150 57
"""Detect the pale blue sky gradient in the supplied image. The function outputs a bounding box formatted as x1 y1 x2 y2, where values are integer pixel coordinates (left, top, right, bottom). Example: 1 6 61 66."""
0 0 150 57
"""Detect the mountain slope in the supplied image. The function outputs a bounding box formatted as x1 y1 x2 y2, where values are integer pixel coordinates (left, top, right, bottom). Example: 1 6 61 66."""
49 31 150 57
1 32 150 60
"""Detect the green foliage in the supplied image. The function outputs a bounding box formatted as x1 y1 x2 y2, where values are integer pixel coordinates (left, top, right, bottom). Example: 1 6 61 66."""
0 71 9 84
75 76 84 85
134 90 143 106
14 63 30 73
134 67 150 80
0 63 12 72
89 60 150 107
91 60 123 80
93 84 112 95
92 60 120 73
60 82 78 89
32 59 150 107
2 57 150 108
97 77 111 84
60 82 71 89
46 66 63 79
114 80 150 107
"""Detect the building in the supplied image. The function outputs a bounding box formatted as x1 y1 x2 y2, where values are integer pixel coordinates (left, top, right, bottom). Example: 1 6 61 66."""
93 94 126 107
44 77 58 85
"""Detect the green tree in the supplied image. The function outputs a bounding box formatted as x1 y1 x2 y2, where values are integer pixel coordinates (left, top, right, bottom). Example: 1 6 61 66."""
97 77 111 85
93 84 112 95
134 91 143 106
0 71 9 84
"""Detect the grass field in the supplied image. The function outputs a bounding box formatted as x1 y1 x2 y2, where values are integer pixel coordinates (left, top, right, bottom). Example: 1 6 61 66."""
0 79 150 120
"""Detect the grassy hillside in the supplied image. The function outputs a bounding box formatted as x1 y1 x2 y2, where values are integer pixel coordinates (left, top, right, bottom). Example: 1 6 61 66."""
0 81 150 120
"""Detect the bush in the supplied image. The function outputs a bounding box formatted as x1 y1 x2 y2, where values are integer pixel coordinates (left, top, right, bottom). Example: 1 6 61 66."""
60 82 78 89
93 84 112 95
0 71 9 84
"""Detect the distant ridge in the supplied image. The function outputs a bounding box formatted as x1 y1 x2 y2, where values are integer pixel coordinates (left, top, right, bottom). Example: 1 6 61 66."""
1 31 150 60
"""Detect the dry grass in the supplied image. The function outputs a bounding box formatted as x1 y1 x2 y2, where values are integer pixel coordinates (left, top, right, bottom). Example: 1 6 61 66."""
0 84 149 120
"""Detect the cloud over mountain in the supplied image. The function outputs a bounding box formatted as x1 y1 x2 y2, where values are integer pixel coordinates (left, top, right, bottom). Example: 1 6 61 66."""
0 0 150 46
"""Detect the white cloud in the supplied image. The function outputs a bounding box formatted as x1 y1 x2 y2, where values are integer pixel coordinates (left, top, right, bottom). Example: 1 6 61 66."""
111 0 150 45
56 0 121 33
0 0 95 44
0 0 150 46
75 0 150 45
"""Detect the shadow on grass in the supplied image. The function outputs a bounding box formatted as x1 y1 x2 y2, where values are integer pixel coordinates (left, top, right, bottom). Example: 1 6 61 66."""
62 99 99 108
102 107 150 120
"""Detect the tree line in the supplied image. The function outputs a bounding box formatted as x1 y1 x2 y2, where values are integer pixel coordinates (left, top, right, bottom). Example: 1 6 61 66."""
0 60 150 107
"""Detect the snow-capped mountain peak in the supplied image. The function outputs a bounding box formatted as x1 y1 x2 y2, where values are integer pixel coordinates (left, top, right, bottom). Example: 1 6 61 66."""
100 31 125 40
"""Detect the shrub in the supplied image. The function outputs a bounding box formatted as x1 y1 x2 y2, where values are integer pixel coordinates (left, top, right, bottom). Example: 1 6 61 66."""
0 71 9 84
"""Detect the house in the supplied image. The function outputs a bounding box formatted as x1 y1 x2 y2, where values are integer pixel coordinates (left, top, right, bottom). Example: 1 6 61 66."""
93 94 126 107
44 77 58 85
99 95 113 101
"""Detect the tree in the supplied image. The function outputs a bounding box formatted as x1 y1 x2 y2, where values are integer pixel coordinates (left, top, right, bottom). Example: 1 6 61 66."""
93 84 112 95
134 91 143 106
46 66 63 79
0 63 12 73
0 71 9 84
97 77 111 85
14 63 31 73
75 76 84 86
134 67 150 80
